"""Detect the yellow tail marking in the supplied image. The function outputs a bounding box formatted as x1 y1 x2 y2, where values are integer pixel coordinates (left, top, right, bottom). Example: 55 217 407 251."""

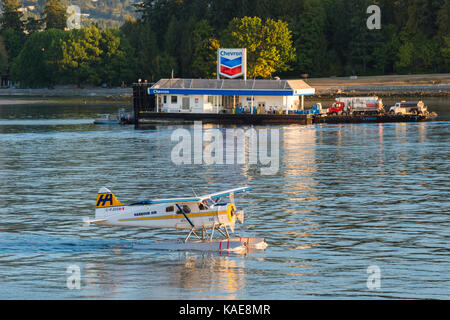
96 192 123 208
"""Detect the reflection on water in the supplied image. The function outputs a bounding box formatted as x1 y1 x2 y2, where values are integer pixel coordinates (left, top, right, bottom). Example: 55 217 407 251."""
81 253 245 300
0 101 449 299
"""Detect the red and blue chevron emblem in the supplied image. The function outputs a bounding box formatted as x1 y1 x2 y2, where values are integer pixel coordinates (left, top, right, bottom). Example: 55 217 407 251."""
219 56 243 77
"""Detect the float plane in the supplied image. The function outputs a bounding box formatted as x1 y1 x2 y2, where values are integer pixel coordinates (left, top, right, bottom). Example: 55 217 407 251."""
83 186 267 252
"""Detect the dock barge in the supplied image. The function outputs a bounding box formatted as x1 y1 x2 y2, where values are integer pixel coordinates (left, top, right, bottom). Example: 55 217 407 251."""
133 80 436 127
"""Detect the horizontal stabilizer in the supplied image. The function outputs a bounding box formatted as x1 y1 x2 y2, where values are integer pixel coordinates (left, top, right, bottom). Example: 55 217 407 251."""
83 217 107 226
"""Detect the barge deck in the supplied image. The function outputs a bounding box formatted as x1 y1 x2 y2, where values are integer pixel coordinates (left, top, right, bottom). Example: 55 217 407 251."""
136 112 435 127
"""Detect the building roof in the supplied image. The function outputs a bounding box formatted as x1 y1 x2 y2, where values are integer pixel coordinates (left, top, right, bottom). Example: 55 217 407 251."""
149 78 315 96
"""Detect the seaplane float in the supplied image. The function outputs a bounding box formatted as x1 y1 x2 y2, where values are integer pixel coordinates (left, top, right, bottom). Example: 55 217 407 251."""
83 186 267 253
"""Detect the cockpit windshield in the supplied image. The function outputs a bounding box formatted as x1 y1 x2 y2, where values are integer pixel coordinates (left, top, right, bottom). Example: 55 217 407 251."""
198 198 215 210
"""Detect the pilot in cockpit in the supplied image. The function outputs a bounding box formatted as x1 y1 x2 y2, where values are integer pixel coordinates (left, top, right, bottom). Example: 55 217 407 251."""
199 198 215 210
198 199 209 210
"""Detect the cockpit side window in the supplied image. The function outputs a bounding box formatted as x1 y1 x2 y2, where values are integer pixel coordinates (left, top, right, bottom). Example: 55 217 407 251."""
176 205 191 214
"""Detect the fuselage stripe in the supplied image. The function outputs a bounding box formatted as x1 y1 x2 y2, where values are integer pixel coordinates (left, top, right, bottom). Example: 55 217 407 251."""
118 210 228 222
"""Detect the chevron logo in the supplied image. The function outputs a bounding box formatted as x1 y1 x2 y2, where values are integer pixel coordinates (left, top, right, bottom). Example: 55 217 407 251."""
221 56 242 68
218 49 246 79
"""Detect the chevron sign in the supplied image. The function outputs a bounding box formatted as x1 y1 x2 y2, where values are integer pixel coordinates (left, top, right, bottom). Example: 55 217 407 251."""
217 48 247 79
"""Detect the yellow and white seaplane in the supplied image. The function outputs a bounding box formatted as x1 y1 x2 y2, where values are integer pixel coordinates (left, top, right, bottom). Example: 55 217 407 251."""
83 186 267 253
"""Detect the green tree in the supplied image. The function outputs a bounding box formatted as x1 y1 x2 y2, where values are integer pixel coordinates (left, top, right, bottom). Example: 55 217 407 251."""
418 39 440 72
192 37 220 78
97 29 137 85
393 0 442 73
0 28 26 71
178 19 216 78
43 0 67 30
0 0 24 32
344 0 378 75
59 26 103 85
293 0 327 76
436 0 450 71
221 16 295 78
25 17 43 35
0 38 9 75
164 16 181 58
441 37 450 69
372 24 401 74
10 29 68 87
121 19 158 81
152 53 178 80
396 39 415 72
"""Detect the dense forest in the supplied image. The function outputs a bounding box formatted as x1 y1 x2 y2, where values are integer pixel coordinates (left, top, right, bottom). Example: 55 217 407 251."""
127 0 450 80
0 0 449 87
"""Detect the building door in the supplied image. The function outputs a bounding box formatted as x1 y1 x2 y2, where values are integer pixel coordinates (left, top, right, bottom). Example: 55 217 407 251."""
182 97 190 111
258 102 266 113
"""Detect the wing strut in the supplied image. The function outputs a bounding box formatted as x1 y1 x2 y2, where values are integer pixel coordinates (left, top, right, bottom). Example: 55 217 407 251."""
175 204 195 227
176 204 201 242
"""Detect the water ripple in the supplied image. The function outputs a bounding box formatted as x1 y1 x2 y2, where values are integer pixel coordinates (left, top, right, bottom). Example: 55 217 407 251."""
0 103 449 299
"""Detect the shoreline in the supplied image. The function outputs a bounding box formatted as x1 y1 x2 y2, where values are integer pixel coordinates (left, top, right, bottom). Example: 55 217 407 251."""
304 73 450 98
0 74 448 99
0 87 132 100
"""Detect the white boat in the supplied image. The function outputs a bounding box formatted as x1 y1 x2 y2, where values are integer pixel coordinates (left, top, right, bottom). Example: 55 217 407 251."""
93 108 134 125
93 113 121 125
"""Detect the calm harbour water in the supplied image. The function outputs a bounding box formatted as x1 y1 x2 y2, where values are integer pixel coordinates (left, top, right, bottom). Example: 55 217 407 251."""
0 97 449 299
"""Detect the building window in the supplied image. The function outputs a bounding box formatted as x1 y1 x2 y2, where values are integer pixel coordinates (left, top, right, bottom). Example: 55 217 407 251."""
207 96 214 104
171 96 177 104
163 95 167 104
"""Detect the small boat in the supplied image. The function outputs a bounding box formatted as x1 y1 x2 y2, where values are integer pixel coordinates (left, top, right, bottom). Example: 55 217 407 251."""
93 113 121 125
94 108 134 125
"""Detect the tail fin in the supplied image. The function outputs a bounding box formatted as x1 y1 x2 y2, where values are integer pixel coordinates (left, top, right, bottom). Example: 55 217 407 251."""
96 187 123 208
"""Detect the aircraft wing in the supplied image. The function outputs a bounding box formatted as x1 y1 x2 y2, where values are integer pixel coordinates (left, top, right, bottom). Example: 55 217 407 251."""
130 197 201 206
128 187 251 206
200 186 252 200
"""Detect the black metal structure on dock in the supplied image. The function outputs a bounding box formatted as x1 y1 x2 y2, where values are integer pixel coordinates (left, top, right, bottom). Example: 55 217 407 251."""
133 82 155 123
